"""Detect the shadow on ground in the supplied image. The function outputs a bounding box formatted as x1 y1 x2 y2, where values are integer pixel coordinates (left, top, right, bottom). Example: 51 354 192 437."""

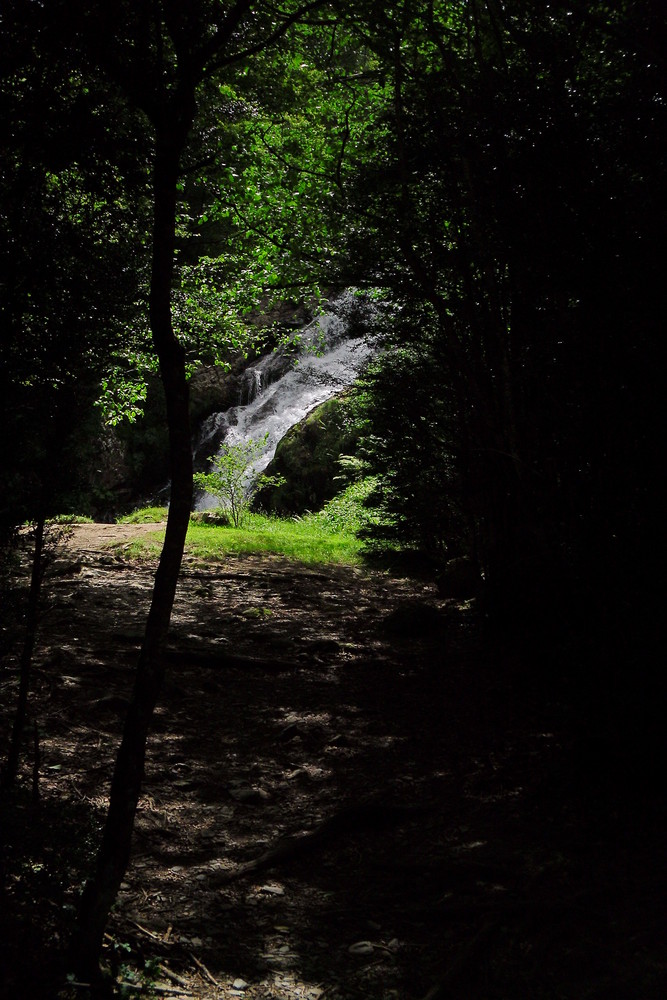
1 529 665 999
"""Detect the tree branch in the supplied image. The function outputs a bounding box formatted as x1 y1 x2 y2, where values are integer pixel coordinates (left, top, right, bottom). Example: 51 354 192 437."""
204 0 329 73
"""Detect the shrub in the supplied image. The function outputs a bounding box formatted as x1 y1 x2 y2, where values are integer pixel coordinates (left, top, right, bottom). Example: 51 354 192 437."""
193 435 283 528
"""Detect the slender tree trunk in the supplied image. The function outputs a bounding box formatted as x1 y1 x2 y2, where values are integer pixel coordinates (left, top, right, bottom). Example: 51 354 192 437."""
2 516 45 789
70 123 194 981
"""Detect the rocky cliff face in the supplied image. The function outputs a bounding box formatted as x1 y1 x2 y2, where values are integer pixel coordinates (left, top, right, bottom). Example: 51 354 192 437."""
255 394 359 515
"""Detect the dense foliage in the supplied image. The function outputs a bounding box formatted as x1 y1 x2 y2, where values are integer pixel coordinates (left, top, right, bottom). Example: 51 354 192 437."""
0 1 150 527
335 4 665 654
1 1 665 987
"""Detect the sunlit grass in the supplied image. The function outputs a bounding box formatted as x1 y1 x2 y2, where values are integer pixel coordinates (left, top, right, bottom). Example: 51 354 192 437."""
115 480 384 566
115 511 364 566
119 506 169 524
190 514 363 564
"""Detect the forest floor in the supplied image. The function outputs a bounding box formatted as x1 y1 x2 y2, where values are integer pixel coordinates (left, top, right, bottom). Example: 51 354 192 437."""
1 523 665 1000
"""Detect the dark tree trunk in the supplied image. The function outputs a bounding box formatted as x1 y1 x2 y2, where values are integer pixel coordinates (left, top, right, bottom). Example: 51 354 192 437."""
70 122 194 981
2 517 45 789
67 0 319 977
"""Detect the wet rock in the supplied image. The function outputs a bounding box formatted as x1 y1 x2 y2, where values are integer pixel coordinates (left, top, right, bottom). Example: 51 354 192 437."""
260 883 285 896
50 559 83 576
348 940 375 955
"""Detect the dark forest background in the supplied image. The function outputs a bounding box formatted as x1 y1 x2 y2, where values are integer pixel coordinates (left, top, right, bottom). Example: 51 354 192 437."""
1 1 665 992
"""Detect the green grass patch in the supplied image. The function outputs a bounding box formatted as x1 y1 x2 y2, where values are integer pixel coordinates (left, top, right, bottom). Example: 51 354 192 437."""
114 482 386 566
308 476 381 534
47 514 95 524
118 506 169 524
114 511 364 566
186 512 363 565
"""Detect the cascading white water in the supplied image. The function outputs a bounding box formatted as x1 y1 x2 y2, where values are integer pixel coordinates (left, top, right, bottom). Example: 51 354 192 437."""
194 294 374 511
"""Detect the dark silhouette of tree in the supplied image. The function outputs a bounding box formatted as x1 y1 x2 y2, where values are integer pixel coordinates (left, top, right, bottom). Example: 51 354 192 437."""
0 0 147 527
0 0 149 794
60 0 329 981
331 2 666 767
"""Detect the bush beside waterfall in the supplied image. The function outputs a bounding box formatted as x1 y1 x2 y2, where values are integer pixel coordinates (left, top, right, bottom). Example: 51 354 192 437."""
309 477 381 535
193 435 284 528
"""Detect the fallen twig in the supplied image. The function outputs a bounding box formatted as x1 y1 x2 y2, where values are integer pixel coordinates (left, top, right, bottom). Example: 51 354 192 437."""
159 963 191 989
67 776 88 801
131 919 174 945
190 952 221 988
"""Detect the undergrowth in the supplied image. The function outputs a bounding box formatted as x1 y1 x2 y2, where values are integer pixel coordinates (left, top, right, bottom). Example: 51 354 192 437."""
115 481 382 566
187 514 363 564
116 515 363 566
119 506 169 524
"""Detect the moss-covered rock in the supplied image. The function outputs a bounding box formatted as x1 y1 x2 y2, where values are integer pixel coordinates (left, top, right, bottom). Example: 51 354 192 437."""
256 394 359 515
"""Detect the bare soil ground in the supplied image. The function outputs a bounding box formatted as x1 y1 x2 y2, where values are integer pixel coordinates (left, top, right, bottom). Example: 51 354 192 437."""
1 524 665 999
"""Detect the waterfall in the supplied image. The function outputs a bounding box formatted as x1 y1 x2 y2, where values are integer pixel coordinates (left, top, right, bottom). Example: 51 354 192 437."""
193 292 374 512
239 366 263 405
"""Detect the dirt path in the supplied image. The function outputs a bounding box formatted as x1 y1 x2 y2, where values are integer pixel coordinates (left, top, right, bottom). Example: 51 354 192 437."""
1 526 664 999
67 520 169 546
